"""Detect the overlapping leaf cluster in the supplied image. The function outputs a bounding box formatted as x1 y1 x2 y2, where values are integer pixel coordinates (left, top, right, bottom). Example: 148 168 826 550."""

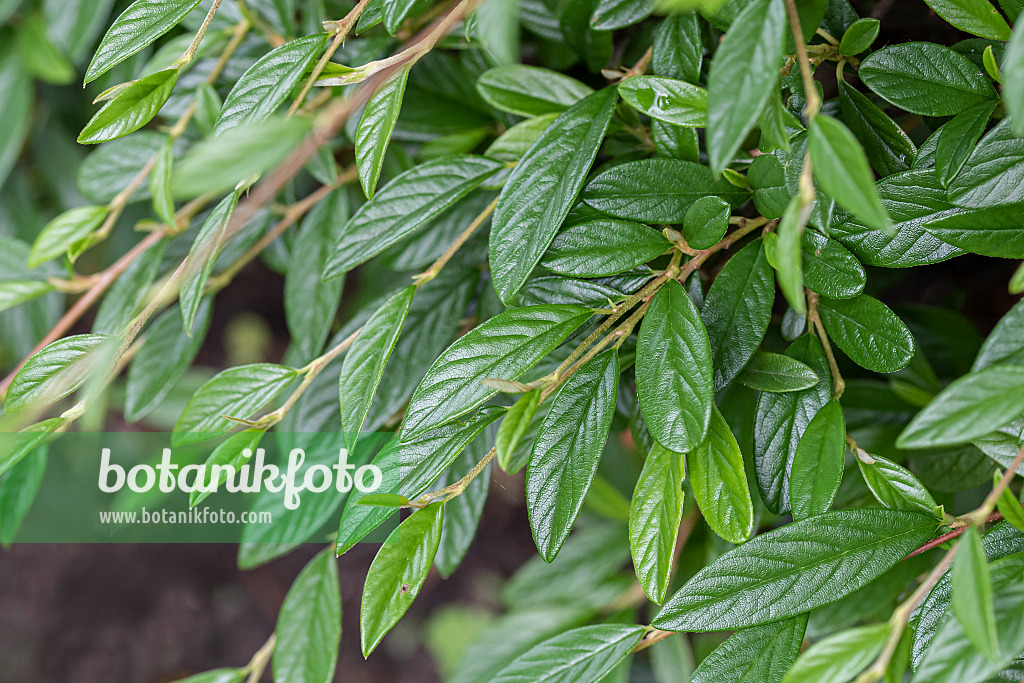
4 0 1024 680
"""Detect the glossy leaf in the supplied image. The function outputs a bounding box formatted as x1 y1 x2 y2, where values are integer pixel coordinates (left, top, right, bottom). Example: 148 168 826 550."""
801 229 866 299
689 405 755 544
653 509 936 631
788 399 846 520
180 191 238 335
489 88 617 303
818 295 915 373
541 219 669 277
838 80 915 178
360 503 443 656
476 65 593 117
948 120 1024 208
526 350 618 562
636 280 713 454
839 18 880 56
274 548 341 683
619 75 707 127
434 430 492 577
922 0 1011 40
496 389 541 471
629 443 685 603
28 205 107 267
952 525 1000 661
355 64 410 199
690 616 807 683
856 452 939 516
783 623 891 683
736 351 820 392
491 624 645 683
935 100 995 187
923 204 1024 258
78 68 179 144
4 334 114 413
683 196 730 250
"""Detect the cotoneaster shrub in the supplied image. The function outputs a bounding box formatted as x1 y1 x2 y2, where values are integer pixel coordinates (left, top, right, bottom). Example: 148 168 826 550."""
2 0 1024 680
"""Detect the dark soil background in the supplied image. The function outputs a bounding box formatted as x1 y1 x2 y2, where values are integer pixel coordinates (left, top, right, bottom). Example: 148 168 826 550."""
0 1 1013 681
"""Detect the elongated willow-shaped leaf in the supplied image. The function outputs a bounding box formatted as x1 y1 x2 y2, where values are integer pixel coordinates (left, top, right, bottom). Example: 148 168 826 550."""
491 624 646 683
629 443 685 603
690 615 807 683
788 399 846 521
688 405 754 544
489 88 617 303
273 548 341 683
355 64 411 199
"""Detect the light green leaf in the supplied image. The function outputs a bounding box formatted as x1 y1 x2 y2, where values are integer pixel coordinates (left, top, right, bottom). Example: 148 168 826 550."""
339 285 415 450
173 363 298 445
214 33 329 136
79 68 179 144
619 75 707 127
0 46 32 189
274 548 341 683
1005 20 1024 137
839 18 880 56
996 473 1024 533
541 219 669 278
0 280 54 314
951 525 1001 662
0 446 46 546
489 88 617 303
4 334 115 413
180 191 238 335
856 451 940 516
401 304 591 440
810 114 894 233
527 350 618 561
491 624 645 683
84 0 201 84
629 442 685 604
775 196 807 315
897 365 1024 448
736 351 820 392
789 399 846 521
29 205 108 267
706 0 786 172
326 156 502 279
636 280 713 454
591 0 652 29
691 616 807 683
818 295 915 373
653 509 936 631
689 405 755 544
188 428 265 507
783 623 891 683
0 418 63 479
485 114 558 160
496 389 541 471
922 0 1011 40
355 64 411 199
150 137 175 225
859 43 997 116
476 65 593 117
360 503 443 656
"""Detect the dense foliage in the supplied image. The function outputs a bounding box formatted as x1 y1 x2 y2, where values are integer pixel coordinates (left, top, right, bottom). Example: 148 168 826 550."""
3 0 1024 680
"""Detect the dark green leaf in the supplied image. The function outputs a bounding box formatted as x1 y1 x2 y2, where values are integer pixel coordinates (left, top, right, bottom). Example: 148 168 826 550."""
76 131 165 204
636 280 713 454
783 623 891 683
489 88 617 303
856 451 939 516
922 0 1011 40
356 64 411 199
683 196 730 250
360 503 443 656
497 389 541 471
801 229 866 298
541 219 669 278
690 615 807 683
629 442 685 603
0 446 46 546
1005 19 1024 137
839 18 879 55
652 11 702 83
948 120 1024 208
4 334 115 413
859 43 997 116
189 428 266 507
150 137 175 225
582 158 748 224
402 304 591 440
527 350 618 562
818 295 915 373
736 351 820 392
79 68 179 144
618 75 707 127
591 0 651 29
273 548 341 683
491 624 645 683
838 80 915 178
789 399 846 520
476 65 593 117
952 526 1000 661
653 509 936 631
922 204 1024 258
689 405 755 543
774 196 807 315
935 100 995 187
180 191 238 335
434 429 492 577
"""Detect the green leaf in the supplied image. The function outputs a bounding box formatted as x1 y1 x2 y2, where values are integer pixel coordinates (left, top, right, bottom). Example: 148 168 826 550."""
360 503 443 656
434 429 492 577
935 100 995 187
859 43 997 116
775 196 807 315
213 33 329 136
402 304 591 440
527 350 618 562
17 12 74 85
84 0 201 84
336 408 502 554
76 131 165 204
690 615 807 683
619 75 707 127
356 493 411 507
951 525 1001 661
193 82 221 137
490 624 645 683
830 169 963 268
924 204 1024 258
180 191 238 335
839 18 880 56
706 0 786 173
189 428 265 507
801 229 866 299
897 365 1024 449
476 65 593 117
702 238 774 391
753 333 832 514
583 158 747 224
818 295 915 373
383 0 426 33
736 351 820 392
28 205 108 267
689 405 755 544
629 443 685 603
810 115 894 233
325 156 502 279
0 419 63 479
496 389 541 471
0 280 54 314
0 446 46 546
339 286 414 450
653 509 936 631
996 473 1024 533
591 0 652 29
636 280 713 454
356 64 411 199
486 114 558 160
149 137 175 225
4 334 115 413
171 117 310 199
782 623 891 683
789 399 846 521
683 196 730 250
78 68 179 144
125 301 211 422
0 46 32 189
1005 20 1024 137
652 11 702 82
541 218 669 277
274 548 341 683
173 363 299 445
856 451 939 516
947 120 1024 208
837 80 916 178
922 0 1011 40
489 88 617 303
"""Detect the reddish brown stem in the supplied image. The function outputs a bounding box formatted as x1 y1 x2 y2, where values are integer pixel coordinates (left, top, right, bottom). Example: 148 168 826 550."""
903 512 1004 560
